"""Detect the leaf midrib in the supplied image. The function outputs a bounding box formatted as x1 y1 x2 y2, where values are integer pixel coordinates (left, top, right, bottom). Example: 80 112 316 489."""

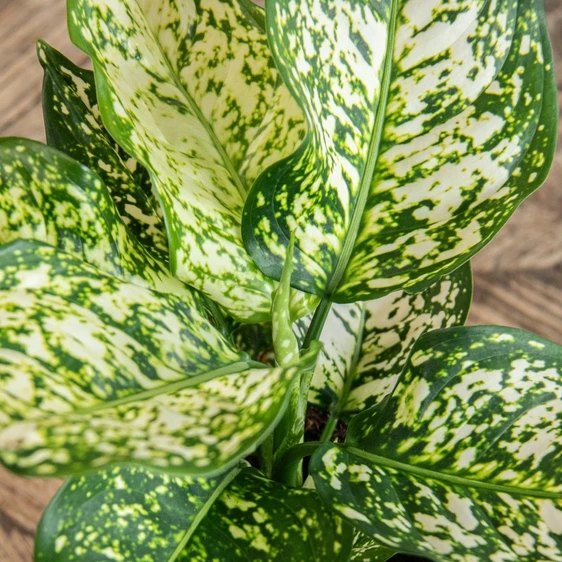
324 1 400 299
73 360 260 415
300 3 400 349
168 467 241 562
346 446 561 500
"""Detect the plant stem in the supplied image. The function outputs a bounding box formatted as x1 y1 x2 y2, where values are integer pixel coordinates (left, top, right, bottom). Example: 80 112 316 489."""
302 297 332 350
272 377 302 480
277 442 323 487
319 413 339 442
274 298 333 484
277 0 401 470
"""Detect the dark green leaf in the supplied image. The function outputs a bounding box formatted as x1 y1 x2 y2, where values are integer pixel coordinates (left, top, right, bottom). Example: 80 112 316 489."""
38 40 167 255
35 464 240 561
311 326 562 560
182 469 353 561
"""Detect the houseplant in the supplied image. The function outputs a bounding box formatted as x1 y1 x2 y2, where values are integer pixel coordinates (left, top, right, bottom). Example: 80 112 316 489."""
0 0 560 560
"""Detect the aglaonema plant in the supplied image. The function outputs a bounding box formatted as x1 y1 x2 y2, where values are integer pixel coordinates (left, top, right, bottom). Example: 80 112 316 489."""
0 0 559 560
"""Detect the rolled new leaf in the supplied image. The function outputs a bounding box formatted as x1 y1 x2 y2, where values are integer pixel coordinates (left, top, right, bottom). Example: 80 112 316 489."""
0 241 319 476
272 237 299 368
270 238 314 475
295 263 472 416
243 0 558 303
67 0 307 322
38 40 167 254
311 326 562 560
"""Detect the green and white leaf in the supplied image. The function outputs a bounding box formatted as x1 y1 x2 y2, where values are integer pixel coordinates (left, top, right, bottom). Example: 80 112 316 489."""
36 463 241 562
243 0 558 303
37 465 352 562
311 326 562 561
68 0 307 322
0 240 319 476
182 468 353 561
0 138 192 299
296 264 472 416
38 40 167 255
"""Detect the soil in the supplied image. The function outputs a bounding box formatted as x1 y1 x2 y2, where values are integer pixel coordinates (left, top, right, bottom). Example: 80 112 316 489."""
305 404 348 442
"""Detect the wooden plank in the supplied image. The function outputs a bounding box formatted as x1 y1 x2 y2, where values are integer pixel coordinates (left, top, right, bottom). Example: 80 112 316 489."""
0 1 561 560
0 2 76 558
0 469 61 561
470 0 562 339
0 0 88 141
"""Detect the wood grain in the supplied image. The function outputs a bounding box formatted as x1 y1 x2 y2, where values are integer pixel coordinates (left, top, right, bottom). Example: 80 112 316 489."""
470 0 562 342
0 1 561 559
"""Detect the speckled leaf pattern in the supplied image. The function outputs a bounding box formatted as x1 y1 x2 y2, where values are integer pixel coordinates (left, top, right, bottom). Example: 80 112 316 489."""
296 264 472 415
67 0 306 322
38 40 167 255
0 138 193 299
243 0 558 303
182 469 353 561
311 326 562 561
0 240 319 476
35 464 240 562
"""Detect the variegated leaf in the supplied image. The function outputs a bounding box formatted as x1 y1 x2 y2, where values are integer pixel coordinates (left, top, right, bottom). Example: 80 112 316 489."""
67 0 307 322
0 138 193 299
243 0 558 303
311 326 562 561
38 40 167 254
35 463 240 561
182 468 353 561
296 264 472 416
0 240 319 476
37 465 353 561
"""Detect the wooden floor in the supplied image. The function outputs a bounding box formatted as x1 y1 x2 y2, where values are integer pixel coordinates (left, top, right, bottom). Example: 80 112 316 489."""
0 0 561 559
